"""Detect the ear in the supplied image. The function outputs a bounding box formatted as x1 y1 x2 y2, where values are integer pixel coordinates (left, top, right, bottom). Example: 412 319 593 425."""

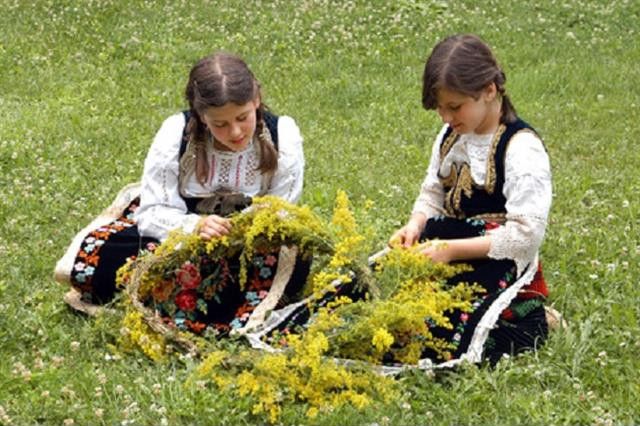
483 82 498 102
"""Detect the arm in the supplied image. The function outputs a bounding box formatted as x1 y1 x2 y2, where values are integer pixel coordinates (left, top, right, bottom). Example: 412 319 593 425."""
266 116 304 203
419 235 491 263
486 131 552 274
389 126 447 247
421 131 552 270
134 113 202 241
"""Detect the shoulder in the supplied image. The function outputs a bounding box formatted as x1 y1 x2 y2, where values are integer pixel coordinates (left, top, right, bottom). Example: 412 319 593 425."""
147 112 187 160
506 128 546 156
273 115 304 169
276 115 303 151
160 112 187 131
430 124 451 160
277 116 302 141
505 128 550 176
154 112 187 142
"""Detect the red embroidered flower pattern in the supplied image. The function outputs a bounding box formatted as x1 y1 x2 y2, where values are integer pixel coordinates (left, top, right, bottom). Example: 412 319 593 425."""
176 261 201 290
152 280 175 302
175 289 198 312
485 221 501 231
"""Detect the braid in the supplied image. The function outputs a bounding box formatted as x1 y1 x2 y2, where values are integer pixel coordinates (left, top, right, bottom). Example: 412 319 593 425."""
254 105 278 173
179 111 210 188
495 69 517 123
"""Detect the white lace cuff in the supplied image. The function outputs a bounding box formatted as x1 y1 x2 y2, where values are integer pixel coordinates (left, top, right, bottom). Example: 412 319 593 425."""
487 213 547 276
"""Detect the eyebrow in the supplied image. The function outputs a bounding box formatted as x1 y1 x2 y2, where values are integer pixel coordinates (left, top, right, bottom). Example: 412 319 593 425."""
213 111 250 124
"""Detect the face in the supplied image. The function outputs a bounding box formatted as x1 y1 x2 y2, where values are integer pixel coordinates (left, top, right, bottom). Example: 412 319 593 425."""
201 97 260 151
435 85 498 135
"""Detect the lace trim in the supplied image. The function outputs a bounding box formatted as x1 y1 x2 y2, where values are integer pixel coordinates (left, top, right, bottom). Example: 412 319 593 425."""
455 257 539 364
487 214 547 276
216 158 232 186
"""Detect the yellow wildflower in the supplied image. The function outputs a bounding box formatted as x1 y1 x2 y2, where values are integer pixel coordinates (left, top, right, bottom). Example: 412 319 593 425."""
372 328 394 353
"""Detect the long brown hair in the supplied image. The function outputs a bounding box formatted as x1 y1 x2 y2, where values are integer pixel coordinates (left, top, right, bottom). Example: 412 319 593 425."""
183 52 277 185
422 34 517 123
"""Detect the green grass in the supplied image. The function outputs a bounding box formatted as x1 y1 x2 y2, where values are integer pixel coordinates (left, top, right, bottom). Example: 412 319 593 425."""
1 0 639 424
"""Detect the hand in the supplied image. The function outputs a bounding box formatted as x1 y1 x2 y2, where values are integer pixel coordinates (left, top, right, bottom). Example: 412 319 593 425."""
389 221 422 248
419 241 452 264
197 214 232 240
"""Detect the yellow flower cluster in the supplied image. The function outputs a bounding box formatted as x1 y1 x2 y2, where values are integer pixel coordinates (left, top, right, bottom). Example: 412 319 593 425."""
192 350 231 388
322 246 484 364
311 190 369 297
116 190 485 423
118 310 166 362
213 195 332 287
194 325 397 423
331 190 359 238
371 328 395 354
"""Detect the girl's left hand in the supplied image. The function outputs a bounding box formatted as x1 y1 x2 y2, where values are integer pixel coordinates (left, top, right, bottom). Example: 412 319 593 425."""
419 241 453 264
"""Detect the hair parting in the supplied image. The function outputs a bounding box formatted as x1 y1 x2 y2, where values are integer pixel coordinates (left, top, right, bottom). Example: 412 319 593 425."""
182 52 278 186
422 34 517 123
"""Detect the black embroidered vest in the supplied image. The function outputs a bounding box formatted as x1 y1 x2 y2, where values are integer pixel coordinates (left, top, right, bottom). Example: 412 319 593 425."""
178 110 280 213
438 118 538 219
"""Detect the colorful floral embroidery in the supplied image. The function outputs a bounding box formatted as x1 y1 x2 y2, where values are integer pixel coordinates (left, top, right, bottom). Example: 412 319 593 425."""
70 198 142 301
149 250 280 335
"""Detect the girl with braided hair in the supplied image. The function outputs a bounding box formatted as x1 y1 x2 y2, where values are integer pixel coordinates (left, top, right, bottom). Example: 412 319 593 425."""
390 34 556 366
59 52 305 324
136 52 303 242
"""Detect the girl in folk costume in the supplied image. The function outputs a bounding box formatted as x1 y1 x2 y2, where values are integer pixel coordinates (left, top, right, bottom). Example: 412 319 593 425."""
390 34 555 365
57 52 306 331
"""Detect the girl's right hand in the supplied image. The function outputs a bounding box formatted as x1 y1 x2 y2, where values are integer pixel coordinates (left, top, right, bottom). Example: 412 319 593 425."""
197 214 232 240
388 222 422 248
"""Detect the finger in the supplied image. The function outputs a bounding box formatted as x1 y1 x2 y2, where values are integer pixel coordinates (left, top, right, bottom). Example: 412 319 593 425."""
210 216 232 232
403 234 416 248
199 221 229 239
388 233 402 247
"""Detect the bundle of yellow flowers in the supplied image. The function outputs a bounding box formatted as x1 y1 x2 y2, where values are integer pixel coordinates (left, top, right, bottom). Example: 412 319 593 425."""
115 191 482 423
116 196 333 346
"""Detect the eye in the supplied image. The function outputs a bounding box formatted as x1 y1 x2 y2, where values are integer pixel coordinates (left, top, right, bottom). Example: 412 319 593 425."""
213 122 227 128
450 105 461 112
236 114 248 122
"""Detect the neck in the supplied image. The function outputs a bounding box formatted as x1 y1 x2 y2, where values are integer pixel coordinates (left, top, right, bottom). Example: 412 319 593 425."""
475 100 502 134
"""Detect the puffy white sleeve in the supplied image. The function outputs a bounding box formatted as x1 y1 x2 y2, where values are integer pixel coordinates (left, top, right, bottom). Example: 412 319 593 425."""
487 131 552 275
134 113 202 241
411 125 448 220
267 116 304 203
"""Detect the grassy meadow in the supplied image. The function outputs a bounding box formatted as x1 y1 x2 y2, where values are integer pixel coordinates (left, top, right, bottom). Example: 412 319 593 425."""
1 0 639 424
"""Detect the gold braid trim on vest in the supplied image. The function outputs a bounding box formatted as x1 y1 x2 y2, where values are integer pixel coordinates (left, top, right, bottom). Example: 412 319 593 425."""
484 124 506 195
438 124 506 217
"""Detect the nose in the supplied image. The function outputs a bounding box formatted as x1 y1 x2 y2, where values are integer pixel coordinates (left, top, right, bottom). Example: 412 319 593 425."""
437 107 452 125
229 122 242 139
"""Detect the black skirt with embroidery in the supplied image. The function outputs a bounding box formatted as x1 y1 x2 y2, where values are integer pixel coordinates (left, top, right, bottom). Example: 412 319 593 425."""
419 216 548 365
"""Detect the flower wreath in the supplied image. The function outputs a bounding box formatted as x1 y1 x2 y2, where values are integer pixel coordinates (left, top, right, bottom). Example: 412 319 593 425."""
116 193 482 366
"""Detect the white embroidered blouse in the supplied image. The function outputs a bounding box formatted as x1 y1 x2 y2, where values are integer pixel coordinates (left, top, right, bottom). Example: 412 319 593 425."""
412 124 552 275
135 112 304 241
